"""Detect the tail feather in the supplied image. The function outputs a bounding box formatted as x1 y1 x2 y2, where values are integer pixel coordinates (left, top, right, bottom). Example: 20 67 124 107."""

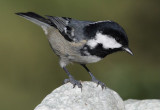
16 12 57 34
15 12 52 27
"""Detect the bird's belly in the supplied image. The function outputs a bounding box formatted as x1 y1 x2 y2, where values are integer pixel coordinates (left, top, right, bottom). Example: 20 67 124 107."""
46 28 101 64
47 28 88 60
47 29 72 56
68 55 101 64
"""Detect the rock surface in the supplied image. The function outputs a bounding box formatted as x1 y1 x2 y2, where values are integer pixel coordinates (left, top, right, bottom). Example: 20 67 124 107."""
124 99 160 110
34 81 125 110
34 81 160 110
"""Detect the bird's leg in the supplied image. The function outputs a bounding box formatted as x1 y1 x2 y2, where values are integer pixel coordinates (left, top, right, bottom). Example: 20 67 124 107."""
63 67 82 89
81 64 106 89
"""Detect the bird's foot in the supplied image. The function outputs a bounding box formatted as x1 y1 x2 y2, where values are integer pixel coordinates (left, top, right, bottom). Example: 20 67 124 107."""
92 77 106 89
64 76 82 89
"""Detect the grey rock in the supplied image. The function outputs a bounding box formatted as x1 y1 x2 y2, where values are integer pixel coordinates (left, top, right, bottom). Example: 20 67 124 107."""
34 81 125 110
34 81 160 110
124 99 160 110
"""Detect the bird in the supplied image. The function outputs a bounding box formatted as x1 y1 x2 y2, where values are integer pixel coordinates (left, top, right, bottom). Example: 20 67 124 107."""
16 12 133 89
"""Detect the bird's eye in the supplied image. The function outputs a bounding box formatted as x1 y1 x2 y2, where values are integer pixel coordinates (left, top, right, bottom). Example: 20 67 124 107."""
116 37 120 42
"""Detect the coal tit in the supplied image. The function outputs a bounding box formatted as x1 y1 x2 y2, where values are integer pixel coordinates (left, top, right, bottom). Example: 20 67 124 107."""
16 12 133 89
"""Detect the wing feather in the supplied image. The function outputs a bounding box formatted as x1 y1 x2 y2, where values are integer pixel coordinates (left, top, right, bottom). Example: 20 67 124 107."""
45 16 75 42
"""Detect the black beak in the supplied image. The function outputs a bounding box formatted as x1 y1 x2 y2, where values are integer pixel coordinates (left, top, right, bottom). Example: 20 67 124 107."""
123 47 133 56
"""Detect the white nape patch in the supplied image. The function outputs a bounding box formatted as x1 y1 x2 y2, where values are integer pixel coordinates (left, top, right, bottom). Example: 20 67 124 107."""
87 32 122 49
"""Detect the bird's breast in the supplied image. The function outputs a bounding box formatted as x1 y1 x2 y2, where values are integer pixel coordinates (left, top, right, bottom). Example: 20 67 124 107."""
46 28 101 64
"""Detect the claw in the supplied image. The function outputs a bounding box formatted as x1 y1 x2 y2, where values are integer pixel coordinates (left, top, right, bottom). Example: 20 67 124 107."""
97 82 99 87
64 76 82 89
101 84 106 90
73 84 76 88
64 79 70 84
92 78 106 89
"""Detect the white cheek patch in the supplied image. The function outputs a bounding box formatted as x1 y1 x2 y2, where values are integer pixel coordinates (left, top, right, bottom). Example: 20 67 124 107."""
87 32 122 49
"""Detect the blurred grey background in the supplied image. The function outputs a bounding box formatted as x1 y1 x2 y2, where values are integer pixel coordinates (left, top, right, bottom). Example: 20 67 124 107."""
0 0 160 110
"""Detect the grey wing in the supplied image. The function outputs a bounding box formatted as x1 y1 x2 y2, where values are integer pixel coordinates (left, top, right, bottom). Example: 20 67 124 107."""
46 16 92 42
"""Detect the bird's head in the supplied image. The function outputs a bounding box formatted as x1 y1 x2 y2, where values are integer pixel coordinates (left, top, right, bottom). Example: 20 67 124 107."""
83 21 133 58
